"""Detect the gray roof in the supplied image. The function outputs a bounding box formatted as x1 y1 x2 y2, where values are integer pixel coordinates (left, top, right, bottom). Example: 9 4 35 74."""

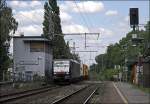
13 36 45 38
13 36 52 44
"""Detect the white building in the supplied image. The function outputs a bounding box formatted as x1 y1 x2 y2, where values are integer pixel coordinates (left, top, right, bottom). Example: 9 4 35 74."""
13 36 53 81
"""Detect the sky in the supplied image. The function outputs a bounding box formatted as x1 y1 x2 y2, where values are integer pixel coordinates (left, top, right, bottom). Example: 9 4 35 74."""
7 0 149 66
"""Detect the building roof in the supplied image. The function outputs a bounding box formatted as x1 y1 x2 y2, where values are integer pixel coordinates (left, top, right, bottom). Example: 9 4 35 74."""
13 36 45 38
13 35 52 44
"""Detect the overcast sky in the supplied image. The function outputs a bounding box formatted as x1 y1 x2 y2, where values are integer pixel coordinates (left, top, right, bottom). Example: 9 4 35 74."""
7 0 149 66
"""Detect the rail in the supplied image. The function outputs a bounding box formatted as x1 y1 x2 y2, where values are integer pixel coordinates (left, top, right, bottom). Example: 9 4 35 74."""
0 85 59 103
51 85 98 104
83 87 98 104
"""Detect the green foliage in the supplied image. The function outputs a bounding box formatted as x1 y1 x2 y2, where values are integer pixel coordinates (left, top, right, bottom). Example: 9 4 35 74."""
13 83 21 89
42 2 51 39
101 69 120 80
33 74 44 82
89 68 121 81
90 21 150 80
42 0 79 61
89 71 101 80
0 0 18 81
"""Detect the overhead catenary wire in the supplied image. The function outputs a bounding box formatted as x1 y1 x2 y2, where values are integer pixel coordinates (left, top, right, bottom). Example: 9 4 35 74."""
73 1 100 64
81 2 98 40
73 1 91 32
77 1 103 64
74 1 101 43
74 1 100 48
78 2 110 58
80 1 103 64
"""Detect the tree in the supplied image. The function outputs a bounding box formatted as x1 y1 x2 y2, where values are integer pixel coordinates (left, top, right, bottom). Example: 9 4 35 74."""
43 0 72 59
143 21 150 56
90 21 150 74
0 0 18 81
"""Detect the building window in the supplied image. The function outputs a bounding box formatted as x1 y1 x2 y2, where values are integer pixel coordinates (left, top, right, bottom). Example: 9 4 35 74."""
30 42 44 52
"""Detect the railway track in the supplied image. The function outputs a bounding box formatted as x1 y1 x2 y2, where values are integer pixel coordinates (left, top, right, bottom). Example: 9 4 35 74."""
0 85 59 103
51 85 98 104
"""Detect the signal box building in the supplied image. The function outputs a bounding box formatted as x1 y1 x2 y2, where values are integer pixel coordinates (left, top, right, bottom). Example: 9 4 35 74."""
13 36 53 81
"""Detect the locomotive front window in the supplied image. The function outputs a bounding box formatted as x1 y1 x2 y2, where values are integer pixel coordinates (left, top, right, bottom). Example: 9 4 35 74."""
53 61 70 73
54 64 69 67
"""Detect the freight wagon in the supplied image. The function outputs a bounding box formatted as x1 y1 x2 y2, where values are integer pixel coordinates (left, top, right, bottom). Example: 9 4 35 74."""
52 59 81 83
82 64 89 80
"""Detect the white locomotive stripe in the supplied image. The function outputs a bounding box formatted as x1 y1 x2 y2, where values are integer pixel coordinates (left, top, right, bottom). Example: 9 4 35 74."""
113 82 128 104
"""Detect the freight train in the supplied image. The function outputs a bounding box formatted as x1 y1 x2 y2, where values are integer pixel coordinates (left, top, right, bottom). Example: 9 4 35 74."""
52 59 88 84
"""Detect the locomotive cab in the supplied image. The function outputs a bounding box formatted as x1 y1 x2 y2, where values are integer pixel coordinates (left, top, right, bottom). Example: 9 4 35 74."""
52 59 81 84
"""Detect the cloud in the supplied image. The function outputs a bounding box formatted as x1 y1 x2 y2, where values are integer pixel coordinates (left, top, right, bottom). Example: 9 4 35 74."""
9 1 28 8
8 1 42 10
15 25 42 36
30 1 42 7
73 1 104 13
62 23 89 33
8 1 44 36
118 16 130 33
60 1 104 13
14 9 44 26
91 27 114 38
105 10 118 16
119 22 127 28
60 11 72 23
8 1 44 27
124 16 129 22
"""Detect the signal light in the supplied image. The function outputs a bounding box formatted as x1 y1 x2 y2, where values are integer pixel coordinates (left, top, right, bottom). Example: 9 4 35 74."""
130 8 139 26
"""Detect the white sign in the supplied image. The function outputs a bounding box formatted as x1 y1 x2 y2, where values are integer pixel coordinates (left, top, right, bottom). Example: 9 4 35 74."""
132 34 137 39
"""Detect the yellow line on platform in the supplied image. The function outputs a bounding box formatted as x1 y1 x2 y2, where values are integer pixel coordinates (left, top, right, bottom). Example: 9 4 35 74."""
113 82 128 104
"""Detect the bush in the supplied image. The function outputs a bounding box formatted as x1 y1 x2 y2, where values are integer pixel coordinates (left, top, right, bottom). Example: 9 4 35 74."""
33 74 42 81
100 69 121 81
89 68 122 81
13 83 21 89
